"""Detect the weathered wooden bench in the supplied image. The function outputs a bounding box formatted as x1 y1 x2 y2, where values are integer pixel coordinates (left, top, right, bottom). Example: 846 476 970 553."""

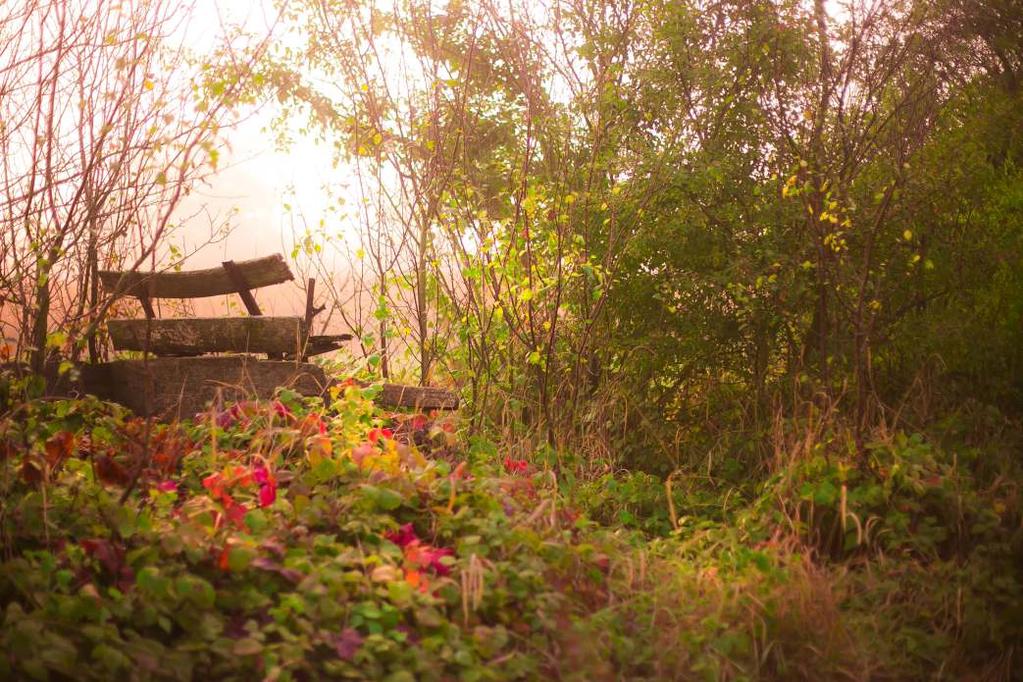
83 254 457 417
98 254 349 360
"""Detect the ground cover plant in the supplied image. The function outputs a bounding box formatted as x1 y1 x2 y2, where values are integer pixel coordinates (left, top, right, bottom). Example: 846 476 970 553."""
1 371 1020 680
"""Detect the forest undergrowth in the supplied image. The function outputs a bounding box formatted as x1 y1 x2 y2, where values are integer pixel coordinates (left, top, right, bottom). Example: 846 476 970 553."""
0 369 1019 681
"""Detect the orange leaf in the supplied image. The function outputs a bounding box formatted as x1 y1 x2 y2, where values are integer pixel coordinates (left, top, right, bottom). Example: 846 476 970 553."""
406 568 428 592
307 435 332 461
44 431 74 466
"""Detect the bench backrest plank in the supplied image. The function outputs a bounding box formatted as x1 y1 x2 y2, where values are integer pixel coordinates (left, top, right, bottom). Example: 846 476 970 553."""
107 317 307 356
98 254 293 300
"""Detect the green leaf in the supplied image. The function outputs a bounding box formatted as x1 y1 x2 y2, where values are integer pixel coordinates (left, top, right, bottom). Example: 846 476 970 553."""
387 580 413 607
136 567 170 599
362 484 403 511
45 331 67 349
244 509 269 534
812 480 839 507
227 546 255 572
233 638 263 656
92 643 131 672
175 575 215 609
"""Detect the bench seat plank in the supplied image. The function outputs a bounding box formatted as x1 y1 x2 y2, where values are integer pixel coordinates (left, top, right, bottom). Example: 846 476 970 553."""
107 316 307 356
98 254 293 299
303 334 353 357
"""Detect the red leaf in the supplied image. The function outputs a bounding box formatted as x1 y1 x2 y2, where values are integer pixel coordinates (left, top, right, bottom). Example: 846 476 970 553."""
95 455 130 486
402 540 455 576
367 427 394 444
217 547 231 572
81 538 126 577
503 457 529 474
386 523 418 548
333 628 363 661
225 500 248 528
252 463 271 485
258 483 276 508
298 413 327 438
271 400 293 419
20 459 42 485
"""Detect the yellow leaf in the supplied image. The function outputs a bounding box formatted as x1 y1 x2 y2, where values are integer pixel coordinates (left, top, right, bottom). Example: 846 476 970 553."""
371 565 400 582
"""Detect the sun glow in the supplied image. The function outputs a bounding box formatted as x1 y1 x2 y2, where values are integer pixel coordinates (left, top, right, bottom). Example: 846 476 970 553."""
172 0 344 272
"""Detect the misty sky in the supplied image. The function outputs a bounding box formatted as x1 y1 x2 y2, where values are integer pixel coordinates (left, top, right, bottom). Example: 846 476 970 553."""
169 0 345 316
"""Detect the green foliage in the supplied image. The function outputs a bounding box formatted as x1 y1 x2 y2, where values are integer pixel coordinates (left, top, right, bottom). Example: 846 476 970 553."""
244 0 1023 472
0 390 578 680
1 372 1021 679
5 0 1023 678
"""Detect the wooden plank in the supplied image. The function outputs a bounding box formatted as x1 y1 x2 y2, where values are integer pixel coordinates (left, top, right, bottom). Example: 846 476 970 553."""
378 383 459 410
29 358 461 417
220 260 263 315
98 254 293 299
304 278 315 324
107 317 307 356
295 334 352 359
138 295 156 318
304 277 325 326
